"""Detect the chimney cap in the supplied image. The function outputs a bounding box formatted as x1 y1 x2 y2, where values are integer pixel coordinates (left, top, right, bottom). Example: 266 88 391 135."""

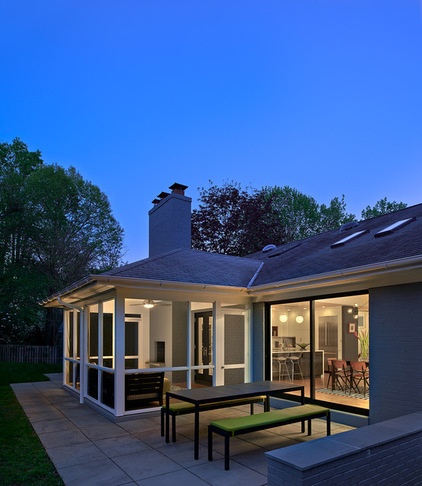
152 198 160 204
158 191 170 199
169 182 188 195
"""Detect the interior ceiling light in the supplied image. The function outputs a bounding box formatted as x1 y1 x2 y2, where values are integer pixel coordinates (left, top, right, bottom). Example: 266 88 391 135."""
143 300 155 309
353 305 359 319
296 315 304 324
279 314 288 323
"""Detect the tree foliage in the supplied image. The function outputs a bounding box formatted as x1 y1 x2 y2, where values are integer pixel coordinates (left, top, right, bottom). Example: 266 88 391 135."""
0 138 124 344
361 197 407 220
192 182 356 256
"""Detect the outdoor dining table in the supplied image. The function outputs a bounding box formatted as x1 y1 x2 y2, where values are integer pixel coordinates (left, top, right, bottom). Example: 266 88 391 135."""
165 380 305 460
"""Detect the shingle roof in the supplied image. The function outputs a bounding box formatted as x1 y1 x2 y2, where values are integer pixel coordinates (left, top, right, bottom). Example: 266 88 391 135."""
103 204 422 290
247 203 422 287
102 248 262 288
46 203 422 305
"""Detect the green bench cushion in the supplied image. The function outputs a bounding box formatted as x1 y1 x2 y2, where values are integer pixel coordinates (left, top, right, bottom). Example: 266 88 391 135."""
210 404 329 434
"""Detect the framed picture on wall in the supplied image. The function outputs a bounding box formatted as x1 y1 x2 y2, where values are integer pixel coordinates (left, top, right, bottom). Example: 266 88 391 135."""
348 322 356 333
272 326 278 337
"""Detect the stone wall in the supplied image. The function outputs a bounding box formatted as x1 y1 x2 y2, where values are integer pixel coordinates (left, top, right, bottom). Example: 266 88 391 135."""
266 411 422 485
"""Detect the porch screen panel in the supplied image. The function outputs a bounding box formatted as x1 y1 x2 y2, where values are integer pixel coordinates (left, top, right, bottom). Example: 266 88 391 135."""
87 367 98 400
224 368 244 385
76 312 81 359
224 315 245 364
89 313 99 364
103 313 113 368
101 370 114 408
125 321 138 369
67 311 74 358
224 315 245 385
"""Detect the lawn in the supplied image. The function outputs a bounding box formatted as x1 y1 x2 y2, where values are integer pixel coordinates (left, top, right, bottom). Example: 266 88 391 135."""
0 362 64 486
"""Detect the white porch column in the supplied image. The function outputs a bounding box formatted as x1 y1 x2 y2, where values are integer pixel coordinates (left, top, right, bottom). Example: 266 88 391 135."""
187 301 192 389
214 301 224 386
114 291 125 416
80 306 88 404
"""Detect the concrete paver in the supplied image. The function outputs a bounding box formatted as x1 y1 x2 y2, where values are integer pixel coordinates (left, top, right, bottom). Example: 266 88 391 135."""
12 374 354 485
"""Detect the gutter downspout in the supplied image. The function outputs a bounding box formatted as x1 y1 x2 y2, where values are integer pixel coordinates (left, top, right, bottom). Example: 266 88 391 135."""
58 297 85 404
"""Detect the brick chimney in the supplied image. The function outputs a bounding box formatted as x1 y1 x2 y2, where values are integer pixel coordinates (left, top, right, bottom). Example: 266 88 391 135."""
148 183 192 257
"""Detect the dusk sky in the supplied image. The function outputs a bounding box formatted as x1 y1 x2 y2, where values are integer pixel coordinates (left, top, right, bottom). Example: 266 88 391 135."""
1 1 422 262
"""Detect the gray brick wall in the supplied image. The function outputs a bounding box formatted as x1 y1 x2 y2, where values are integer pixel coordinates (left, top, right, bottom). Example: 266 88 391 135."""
267 412 422 486
148 192 192 257
369 282 422 424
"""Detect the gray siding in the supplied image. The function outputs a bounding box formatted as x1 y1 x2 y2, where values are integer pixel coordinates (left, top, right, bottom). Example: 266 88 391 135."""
370 282 422 423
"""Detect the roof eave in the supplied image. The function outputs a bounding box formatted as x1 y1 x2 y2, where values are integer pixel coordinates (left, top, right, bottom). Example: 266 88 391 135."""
249 255 422 297
42 274 250 307
94 275 249 295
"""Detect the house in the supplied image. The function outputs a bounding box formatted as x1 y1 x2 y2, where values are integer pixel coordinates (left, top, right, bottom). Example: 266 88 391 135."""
42 183 422 425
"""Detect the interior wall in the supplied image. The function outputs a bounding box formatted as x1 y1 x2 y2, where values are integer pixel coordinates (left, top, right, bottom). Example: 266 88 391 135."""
149 305 172 366
172 301 189 383
342 306 359 361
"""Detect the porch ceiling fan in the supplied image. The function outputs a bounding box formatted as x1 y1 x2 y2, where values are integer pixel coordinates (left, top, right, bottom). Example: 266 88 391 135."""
128 300 171 309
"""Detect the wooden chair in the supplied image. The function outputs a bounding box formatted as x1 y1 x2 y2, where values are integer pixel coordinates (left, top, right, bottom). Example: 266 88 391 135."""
332 360 349 391
350 361 369 397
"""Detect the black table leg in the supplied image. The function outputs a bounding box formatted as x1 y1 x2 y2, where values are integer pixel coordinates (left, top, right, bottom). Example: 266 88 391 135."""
165 394 170 443
194 404 199 459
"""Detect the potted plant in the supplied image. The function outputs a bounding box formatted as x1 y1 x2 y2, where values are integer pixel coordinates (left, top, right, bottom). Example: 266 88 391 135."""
297 343 309 350
355 329 369 360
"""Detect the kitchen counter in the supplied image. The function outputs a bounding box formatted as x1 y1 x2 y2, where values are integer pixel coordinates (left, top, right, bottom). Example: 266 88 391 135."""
272 350 324 378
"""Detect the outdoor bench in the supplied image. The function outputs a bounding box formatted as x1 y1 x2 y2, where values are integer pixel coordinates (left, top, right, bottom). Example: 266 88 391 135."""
208 404 331 470
161 395 269 442
125 371 164 411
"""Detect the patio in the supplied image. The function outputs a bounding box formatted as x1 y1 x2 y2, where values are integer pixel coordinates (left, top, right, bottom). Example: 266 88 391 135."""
12 374 354 486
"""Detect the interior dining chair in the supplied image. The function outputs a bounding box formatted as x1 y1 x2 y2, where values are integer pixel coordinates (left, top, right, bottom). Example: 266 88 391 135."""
350 361 369 397
332 360 349 392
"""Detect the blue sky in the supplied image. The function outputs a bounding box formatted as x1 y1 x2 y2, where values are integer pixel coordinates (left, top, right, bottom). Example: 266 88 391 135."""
1 1 422 262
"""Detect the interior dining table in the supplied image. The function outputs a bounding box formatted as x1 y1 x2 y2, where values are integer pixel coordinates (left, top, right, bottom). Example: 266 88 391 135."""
165 380 305 459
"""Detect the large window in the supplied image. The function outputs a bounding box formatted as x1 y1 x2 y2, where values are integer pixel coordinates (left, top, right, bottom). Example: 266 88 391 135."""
270 294 369 411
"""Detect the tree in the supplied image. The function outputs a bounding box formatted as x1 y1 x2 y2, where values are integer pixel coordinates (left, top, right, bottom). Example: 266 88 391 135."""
192 182 355 256
26 164 123 289
318 196 355 233
0 138 44 272
361 198 407 220
191 181 252 255
0 138 124 344
256 186 320 242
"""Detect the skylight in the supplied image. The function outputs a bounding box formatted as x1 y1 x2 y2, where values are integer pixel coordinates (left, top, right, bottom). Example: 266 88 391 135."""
268 243 301 258
331 230 368 248
374 217 415 238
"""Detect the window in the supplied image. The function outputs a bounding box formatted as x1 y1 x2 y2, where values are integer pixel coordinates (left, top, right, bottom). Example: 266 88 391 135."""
270 294 369 412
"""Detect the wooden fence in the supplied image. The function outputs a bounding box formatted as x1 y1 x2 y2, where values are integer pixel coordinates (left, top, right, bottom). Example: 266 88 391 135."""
0 344 63 364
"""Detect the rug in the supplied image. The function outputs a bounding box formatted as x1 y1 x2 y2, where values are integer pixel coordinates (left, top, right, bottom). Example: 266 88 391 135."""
317 388 369 400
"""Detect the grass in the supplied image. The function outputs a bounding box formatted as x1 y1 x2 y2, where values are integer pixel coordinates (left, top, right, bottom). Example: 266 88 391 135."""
0 362 64 486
